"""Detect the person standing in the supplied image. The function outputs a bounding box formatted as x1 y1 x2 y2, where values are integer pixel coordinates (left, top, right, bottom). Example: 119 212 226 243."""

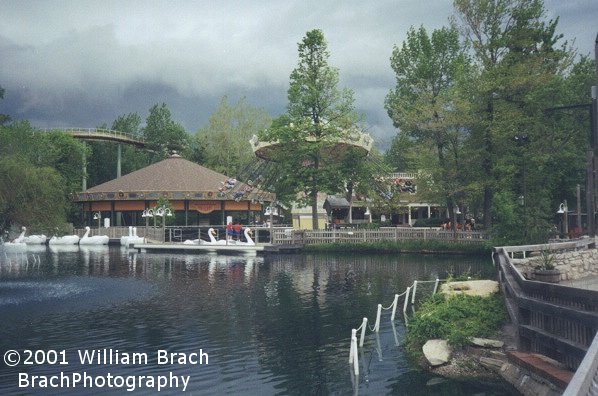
233 222 242 241
226 222 233 241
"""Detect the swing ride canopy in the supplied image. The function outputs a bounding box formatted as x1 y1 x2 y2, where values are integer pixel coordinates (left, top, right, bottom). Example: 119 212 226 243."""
250 127 373 161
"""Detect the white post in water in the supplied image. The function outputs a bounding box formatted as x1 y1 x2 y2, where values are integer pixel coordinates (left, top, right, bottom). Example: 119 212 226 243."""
433 278 440 295
374 304 382 332
359 318 367 347
390 294 399 321
350 328 358 362
403 286 411 316
352 334 359 376
411 280 418 304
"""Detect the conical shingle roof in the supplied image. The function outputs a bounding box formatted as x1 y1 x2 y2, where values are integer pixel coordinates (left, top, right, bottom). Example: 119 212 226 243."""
84 154 231 194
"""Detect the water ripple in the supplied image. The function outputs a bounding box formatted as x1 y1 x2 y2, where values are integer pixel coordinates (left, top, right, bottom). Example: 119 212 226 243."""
0 249 513 395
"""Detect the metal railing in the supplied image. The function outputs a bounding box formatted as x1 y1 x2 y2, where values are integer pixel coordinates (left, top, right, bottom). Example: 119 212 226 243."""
75 226 163 242
39 128 145 146
389 172 419 179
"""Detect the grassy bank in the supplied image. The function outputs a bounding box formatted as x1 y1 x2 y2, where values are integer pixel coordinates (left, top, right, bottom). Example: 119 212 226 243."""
405 293 507 358
303 240 491 255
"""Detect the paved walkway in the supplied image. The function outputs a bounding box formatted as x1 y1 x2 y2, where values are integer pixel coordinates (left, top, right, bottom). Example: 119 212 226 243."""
560 275 598 290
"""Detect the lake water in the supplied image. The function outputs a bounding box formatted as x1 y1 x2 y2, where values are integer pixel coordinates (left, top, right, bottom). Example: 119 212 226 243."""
0 246 515 395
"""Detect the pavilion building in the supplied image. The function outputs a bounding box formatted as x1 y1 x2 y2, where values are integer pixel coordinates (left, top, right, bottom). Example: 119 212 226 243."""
74 153 273 227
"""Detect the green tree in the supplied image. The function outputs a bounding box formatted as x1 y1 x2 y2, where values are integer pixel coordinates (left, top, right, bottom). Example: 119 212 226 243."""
385 25 471 223
453 0 573 232
85 123 116 187
112 112 151 175
260 29 360 229
41 132 88 193
0 122 88 228
384 132 421 172
338 148 388 223
0 155 68 234
195 96 271 176
0 84 10 125
143 103 188 159
39 131 89 222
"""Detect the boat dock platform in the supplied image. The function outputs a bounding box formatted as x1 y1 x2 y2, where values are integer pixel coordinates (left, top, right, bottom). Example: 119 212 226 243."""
133 243 303 254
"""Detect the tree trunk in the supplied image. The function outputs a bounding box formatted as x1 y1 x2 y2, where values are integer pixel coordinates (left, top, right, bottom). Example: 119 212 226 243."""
346 181 354 224
483 99 494 229
483 186 492 229
311 154 320 230
311 189 319 230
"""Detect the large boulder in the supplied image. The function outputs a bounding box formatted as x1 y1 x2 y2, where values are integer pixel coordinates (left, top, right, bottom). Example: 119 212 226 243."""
440 280 499 297
423 339 452 366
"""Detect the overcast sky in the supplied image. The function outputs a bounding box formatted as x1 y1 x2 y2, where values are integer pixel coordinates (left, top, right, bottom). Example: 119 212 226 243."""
1 0 596 149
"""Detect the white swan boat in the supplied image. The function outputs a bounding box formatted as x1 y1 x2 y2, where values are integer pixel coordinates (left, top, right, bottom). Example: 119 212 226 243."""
233 228 255 246
79 226 109 245
12 227 27 243
120 227 145 247
49 234 80 245
205 228 228 245
12 226 47 244
2 227 27 252
24 234 47 244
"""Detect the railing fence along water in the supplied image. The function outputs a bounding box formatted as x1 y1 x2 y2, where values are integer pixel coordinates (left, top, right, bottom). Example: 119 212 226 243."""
495 238 598 394
347 277 445 376
272 227 488 245
75 226 164 242
73 225 279 245
73 226 487 246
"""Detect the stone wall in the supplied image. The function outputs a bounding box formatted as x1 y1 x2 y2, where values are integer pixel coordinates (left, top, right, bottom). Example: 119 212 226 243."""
514 249 598 281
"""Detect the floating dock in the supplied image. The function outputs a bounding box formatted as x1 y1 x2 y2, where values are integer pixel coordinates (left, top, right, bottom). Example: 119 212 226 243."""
133 243 303 254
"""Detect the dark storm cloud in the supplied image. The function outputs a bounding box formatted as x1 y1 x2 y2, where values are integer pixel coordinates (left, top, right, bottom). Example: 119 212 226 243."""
0 0 595 146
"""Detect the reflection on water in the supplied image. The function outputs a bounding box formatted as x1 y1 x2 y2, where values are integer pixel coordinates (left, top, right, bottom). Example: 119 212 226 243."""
0 248 512 395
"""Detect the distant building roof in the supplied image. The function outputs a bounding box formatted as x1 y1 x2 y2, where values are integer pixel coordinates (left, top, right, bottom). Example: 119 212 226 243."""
324 196 350 210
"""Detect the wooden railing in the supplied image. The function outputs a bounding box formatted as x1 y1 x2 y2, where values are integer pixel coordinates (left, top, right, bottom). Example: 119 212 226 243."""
494 240 598 372
271 227 488 245
74 225 489 246
564 331 598 395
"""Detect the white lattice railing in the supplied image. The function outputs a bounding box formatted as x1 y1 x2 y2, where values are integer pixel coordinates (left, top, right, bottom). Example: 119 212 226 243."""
272 227 487 245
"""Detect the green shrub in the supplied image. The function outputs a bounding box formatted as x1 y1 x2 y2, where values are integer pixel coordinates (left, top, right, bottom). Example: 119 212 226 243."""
304 240 490 255
413 218 445 227
405 293 507 357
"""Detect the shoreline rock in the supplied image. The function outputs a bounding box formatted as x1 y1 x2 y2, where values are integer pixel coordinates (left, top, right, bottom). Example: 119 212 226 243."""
422 339 452 366
422 326 567 395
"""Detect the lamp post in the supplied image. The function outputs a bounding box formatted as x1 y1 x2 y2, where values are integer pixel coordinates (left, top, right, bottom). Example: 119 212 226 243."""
155 206 173 243
364 207 371 223
141 209 154 241
557 200 569 238
92 212 101 233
